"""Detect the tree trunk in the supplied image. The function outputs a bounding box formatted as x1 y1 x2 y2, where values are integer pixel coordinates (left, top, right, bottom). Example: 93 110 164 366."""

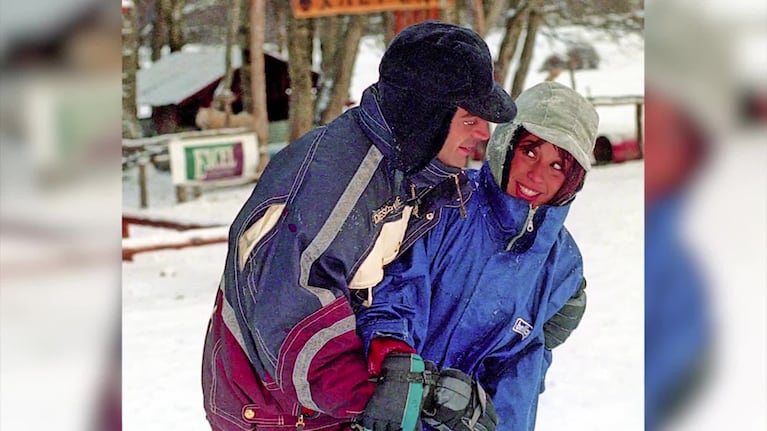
238 0 252 112
151 0 165 61
274 2 288 55
218 0 241 110
493 3 530 86
318 16 341 79
471 0 486 36
250 0 270 175
454 0 467 25
441 1 457 23
510 4 543 98
167 0 186 52
287 15 315 142
382 12 396 46
314 16 342 117
122 3 143 138
320 15 366 125
484 0 508 34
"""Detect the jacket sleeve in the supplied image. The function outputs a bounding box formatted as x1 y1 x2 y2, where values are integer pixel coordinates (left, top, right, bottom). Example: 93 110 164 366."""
543 231 586 322
543 278 587 350
355 239 435 357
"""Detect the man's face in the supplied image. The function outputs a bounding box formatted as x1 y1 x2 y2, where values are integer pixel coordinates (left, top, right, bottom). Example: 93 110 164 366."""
505 133 566 208
437 107 490 168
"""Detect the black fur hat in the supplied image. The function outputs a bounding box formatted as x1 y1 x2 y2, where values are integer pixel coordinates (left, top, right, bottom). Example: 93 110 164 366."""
380 21 516 122
376 21 516 174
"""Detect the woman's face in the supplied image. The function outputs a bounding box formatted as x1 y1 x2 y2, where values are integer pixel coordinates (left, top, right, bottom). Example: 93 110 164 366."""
505 135 566 208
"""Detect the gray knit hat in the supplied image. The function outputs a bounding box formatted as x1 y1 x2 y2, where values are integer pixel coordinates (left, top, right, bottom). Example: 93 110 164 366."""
487 82 599 188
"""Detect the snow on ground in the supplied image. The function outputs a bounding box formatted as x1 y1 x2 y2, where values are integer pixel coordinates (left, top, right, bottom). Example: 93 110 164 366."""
123 25 644 430
122 160 644 431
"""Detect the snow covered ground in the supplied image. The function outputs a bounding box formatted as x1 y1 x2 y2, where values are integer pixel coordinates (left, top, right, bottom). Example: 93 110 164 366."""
122 26 645 430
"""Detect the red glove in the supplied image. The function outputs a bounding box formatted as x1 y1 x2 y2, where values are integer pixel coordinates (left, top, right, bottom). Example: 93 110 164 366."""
368 337 416 376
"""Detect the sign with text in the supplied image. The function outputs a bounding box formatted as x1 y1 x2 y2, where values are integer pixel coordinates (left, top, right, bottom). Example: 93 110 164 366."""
169 133 259 185
290 0 454 18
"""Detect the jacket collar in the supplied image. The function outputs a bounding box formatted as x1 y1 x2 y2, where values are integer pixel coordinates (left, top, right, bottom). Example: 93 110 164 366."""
477 163 570 249
410 158 463 189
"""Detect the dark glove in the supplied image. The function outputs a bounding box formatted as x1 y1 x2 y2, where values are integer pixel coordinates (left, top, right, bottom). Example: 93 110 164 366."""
359 353 437 431
544 278 587 350
421 369 498 431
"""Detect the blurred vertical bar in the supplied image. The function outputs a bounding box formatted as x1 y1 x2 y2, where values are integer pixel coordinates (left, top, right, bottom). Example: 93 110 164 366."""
645 0 767 430
0 0 122 430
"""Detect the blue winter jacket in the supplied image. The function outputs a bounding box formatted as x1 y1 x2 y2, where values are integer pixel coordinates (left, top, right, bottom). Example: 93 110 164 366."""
356 163 585 431
645 194 711 430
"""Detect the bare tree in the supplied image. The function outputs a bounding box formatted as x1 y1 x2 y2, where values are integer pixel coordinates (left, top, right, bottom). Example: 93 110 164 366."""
319 15 367 124
166 0 186 52
122 1 143 138
216 0 241 113
483 0 509 34
546 0 643 37
493 0 642 96
494 1 532 86
148 0 186 60
381 12 396 47
314 16 342 117
250 0 270 175
274 3 289 55
510 1 544 98
238 0 253 112
150 0 165 60
287 14 315 142
470 0 487 36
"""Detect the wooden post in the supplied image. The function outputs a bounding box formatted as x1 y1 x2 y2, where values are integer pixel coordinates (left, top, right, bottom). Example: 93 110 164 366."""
138 158 149 208
176 185 187 203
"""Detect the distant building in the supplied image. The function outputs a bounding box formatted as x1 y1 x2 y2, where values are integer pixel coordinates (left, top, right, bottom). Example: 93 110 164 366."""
137 47 320 136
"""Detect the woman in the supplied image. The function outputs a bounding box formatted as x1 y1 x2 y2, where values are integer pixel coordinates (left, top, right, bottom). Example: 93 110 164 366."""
356 81 599 430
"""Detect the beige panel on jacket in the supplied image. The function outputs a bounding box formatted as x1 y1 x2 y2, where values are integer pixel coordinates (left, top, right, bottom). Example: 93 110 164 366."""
238 204 286 271
350 206 413 306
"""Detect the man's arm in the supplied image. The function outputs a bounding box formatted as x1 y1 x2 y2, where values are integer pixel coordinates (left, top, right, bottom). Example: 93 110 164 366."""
543 278 587 350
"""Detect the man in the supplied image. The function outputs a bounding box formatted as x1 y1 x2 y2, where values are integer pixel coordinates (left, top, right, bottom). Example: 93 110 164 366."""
201 21 516 431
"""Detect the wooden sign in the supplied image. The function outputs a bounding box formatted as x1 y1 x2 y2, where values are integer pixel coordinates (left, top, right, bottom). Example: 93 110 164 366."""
290 0 455 19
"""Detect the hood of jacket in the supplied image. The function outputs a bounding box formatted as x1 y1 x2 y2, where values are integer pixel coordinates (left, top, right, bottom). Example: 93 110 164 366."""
357 83 457 176
487 83 599 203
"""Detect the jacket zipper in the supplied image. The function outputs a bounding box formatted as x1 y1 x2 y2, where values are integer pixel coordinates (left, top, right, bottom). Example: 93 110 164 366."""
505 204 537 251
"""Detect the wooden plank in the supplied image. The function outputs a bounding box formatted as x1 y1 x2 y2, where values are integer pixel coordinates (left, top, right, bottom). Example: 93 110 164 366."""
122 226 229 260
587 95 644 107
290 0 455 19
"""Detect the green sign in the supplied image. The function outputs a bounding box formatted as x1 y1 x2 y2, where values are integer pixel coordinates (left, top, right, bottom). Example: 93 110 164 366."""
183 141 244 181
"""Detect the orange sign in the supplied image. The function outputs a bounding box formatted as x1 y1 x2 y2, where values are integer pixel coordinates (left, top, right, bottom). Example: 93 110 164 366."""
394 9 441 33
290 0 455 19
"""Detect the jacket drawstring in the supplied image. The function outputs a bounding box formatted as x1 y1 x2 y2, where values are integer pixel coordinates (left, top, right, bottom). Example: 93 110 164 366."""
453 174 467 218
